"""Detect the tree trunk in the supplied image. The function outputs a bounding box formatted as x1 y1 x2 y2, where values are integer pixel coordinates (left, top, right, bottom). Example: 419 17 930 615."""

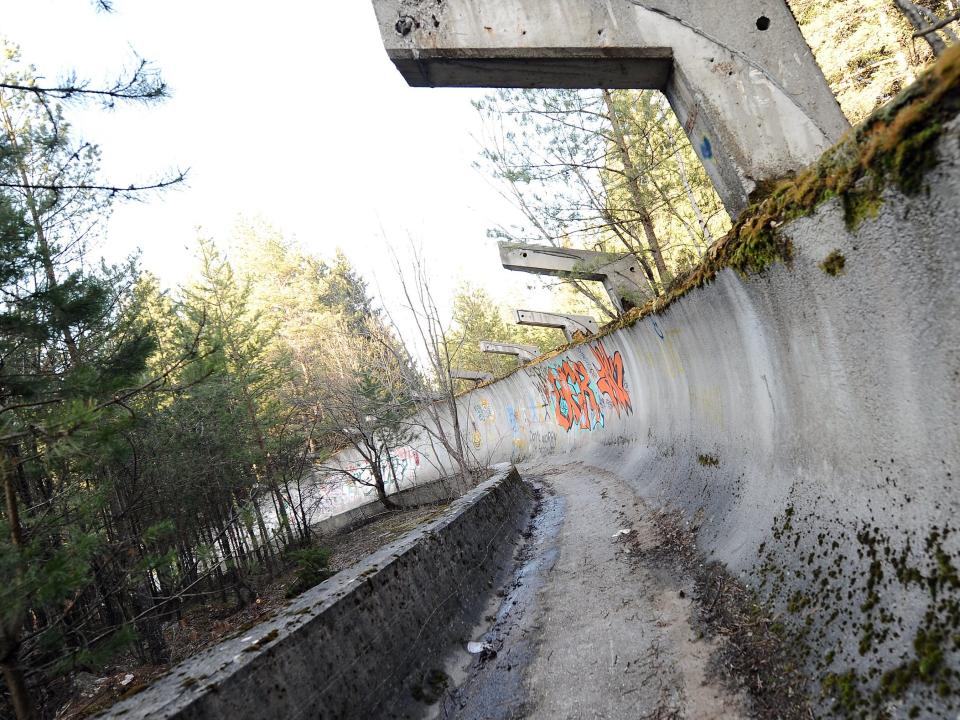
666 131 716 246
281 480 305 542
892 0 950 56
0 91 81 366
601 90 671 288
1 456 36 720
130 581 170 665
271 485 296 547
0 663 36 720
386 451 402 493
370 465 397 510
253 500 275 569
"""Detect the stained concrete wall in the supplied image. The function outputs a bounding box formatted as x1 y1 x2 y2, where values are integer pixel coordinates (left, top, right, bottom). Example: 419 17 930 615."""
321 114 958 714
98 466 533 719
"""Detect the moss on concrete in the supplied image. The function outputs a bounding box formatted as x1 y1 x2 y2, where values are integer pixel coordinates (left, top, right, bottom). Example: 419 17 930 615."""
754 505 960 718
697 453 720 467
592 43 960 341
820 250 847 276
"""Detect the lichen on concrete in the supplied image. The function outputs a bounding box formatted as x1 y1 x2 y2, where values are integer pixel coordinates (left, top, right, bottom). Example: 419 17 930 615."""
753 507 960 718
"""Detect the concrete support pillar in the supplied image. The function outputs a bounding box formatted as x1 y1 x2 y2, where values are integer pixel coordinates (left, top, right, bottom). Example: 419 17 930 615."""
514 309 600 342
499 242 650 313
371 0 849 215
479 340 541 362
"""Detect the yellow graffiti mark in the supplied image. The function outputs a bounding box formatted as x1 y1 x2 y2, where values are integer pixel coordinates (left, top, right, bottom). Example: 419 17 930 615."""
512 435 528 460
689 385 723 428
637 329 685 380
472 431 482 449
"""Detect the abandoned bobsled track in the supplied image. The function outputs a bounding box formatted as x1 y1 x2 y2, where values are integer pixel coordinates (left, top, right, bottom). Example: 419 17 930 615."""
102 53 960 719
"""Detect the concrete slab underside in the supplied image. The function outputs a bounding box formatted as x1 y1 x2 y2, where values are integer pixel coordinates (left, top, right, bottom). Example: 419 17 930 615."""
372 0 850 214
443 462 746 720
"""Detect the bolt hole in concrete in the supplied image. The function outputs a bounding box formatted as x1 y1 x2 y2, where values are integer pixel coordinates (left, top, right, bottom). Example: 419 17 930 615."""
756 15 771 30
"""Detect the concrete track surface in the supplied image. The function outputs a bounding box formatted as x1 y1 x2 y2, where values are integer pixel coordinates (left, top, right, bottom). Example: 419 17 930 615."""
435 462 747 720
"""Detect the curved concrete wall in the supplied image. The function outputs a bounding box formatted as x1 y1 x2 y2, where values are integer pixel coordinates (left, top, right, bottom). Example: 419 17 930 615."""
302 112 960 715
373 116 959 715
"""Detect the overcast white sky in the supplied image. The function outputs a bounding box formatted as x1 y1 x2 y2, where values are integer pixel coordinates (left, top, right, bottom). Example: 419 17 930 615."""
3 0 549 320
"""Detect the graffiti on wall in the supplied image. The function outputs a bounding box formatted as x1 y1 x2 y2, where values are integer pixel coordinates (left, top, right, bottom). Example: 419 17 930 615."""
536 341 632 432
343 446 421 495
474 398 495 424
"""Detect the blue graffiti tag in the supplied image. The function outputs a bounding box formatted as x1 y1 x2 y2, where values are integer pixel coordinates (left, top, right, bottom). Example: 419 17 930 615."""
506 406 520 434
650 317 665 340
699 136 713 160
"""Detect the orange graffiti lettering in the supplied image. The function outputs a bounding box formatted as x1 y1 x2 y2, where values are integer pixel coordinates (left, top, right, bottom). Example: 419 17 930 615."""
591 342 632 416
545 359 604 431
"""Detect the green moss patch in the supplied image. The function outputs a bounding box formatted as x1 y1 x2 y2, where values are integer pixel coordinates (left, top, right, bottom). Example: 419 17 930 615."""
820 250 846 276
756 506 960 718
697 453 720 467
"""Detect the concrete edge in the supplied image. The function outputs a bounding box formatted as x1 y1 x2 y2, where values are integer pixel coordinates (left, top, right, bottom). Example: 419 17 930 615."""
97 463 533 719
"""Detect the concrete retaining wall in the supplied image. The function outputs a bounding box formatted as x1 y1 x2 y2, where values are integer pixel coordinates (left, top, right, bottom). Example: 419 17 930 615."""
99 466 533 719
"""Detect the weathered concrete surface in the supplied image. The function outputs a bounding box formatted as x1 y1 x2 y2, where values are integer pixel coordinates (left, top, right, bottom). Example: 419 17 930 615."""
205 84 960 715
480 340 541 362
448 463 748 719
371 0 850 213
500 241 653 311
97 466 533 719
514 309 599 342
333 115 960 715
311 476 459 537
451 368 494 383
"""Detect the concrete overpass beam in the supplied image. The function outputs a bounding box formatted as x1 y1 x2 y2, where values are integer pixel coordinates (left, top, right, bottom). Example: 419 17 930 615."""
514 309 600 342
371 0 849 215
450 368 495 383
479 340 541 362
499 242 650 313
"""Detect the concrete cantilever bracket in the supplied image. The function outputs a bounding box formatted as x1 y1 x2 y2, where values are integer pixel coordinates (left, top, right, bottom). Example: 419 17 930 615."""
450 368 494 384
499 242 649 313
411 390 444 402
370 0 849 216
514 309 599 342
479 340 541 363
